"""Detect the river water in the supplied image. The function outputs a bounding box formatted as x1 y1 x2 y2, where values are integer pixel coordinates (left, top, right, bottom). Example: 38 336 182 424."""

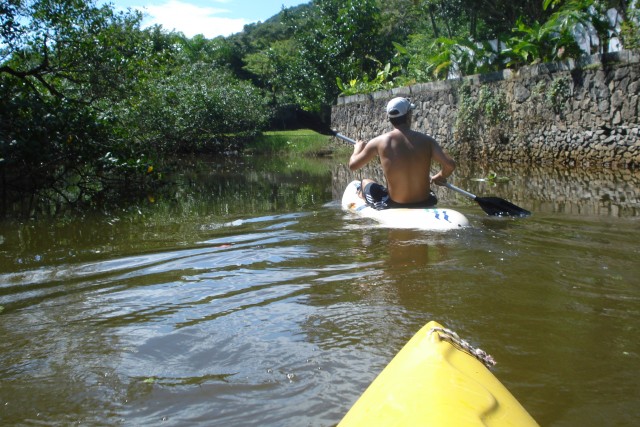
1 153 639 426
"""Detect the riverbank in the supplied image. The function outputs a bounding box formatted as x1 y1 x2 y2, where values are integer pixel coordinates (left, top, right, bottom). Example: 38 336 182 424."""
248 130 337 156
1 130 341 219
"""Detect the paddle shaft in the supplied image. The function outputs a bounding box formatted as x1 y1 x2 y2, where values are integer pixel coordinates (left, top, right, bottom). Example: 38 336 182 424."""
334 132 357 145
445 183 478 200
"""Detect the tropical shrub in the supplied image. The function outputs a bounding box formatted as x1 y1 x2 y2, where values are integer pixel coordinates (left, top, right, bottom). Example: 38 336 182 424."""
542 0 613 55
336 62 402 95
108 63 271 154
504 17 582 67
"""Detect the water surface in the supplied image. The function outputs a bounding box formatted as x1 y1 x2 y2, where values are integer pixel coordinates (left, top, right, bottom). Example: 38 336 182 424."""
1 155 639 426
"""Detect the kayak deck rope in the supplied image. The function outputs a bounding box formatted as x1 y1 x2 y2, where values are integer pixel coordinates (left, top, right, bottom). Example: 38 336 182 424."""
428 327 497 369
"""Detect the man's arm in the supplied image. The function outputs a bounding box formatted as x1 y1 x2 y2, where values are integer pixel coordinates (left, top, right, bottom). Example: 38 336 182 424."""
348 138 379 171
430 141 456 185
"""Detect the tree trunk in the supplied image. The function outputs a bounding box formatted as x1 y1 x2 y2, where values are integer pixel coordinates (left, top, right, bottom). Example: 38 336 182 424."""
428 4 440 38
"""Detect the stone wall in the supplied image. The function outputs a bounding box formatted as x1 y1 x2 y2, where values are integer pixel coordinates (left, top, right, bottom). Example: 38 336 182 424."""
331 50 640 169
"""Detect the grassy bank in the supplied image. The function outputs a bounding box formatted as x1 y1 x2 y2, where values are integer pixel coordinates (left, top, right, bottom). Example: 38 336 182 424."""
249 129 341 156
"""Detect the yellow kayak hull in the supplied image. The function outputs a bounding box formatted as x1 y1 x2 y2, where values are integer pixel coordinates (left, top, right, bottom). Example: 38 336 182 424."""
338 321 539 427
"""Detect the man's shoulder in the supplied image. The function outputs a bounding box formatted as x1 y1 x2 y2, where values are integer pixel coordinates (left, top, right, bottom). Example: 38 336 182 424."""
401 130 435 148
409 129 435 141
371 131 395 145
387 128 408 140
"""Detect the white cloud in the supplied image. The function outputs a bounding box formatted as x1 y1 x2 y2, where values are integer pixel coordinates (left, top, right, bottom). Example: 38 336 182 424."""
141 0 246 38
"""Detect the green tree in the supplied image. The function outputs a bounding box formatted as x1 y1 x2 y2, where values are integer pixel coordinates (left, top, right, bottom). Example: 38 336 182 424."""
110 63 270 154
462 0 553 38
285 0 386 110
243 39 302 105
0 0 152 213
0 0 271 216
1 0 146 101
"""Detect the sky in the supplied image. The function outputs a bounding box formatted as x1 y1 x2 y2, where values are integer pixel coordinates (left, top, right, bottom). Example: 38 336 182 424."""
109 0 311 38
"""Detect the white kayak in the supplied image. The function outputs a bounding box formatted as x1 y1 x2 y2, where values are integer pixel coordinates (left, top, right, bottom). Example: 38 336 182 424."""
341 180 470 231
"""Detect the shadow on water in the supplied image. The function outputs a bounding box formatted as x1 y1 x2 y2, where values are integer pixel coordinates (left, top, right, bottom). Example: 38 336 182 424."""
0 152 639 426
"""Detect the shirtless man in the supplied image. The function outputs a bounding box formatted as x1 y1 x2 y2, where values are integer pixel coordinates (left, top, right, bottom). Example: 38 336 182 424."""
349 97 456 209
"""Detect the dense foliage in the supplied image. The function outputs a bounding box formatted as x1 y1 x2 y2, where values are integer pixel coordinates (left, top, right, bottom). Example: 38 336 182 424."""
235 0 638 100
0 0 270 215
1 0 638 216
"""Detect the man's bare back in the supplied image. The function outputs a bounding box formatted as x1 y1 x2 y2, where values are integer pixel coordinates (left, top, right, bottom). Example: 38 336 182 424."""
348 97 455 206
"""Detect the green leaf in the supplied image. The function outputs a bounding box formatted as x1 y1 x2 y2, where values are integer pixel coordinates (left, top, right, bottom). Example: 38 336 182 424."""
392 41 408 55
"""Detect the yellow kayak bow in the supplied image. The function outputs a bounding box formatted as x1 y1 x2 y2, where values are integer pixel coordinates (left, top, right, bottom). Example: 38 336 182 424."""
338 321 539 427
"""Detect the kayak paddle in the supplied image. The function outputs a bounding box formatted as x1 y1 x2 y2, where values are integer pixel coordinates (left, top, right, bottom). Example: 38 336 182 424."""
328 131 357 145
295 110 358 144
297 111 530 217
445 183 531 217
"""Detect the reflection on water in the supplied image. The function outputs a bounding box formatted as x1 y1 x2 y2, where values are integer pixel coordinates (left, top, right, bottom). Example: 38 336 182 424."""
1 154 639 426
334 160 640 217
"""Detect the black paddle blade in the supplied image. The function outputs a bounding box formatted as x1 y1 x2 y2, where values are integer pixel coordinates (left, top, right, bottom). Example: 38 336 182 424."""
475 196 531 217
